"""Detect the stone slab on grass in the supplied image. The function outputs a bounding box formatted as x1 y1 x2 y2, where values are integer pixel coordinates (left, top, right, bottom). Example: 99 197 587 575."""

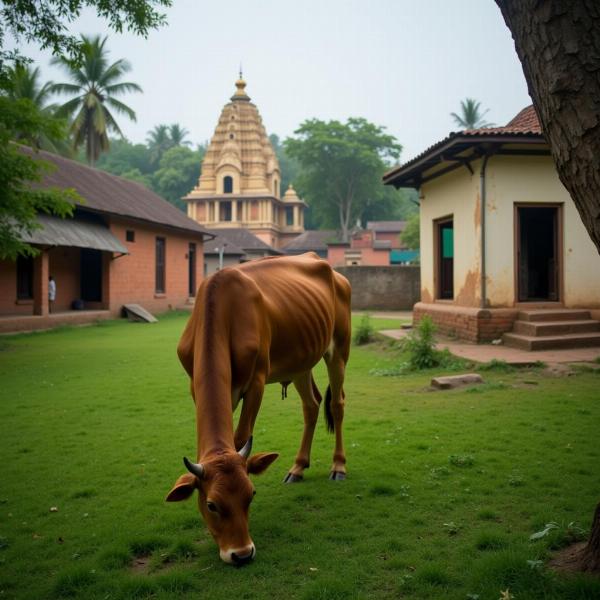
431 373 483 390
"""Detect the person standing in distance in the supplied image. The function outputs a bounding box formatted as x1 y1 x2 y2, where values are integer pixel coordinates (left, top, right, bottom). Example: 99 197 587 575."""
48 275 56 313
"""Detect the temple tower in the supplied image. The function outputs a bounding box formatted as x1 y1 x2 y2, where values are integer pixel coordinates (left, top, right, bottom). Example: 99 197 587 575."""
184 76 306 248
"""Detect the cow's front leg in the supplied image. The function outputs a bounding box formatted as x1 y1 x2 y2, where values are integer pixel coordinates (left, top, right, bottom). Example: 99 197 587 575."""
283 372 321 483
234 378 264 451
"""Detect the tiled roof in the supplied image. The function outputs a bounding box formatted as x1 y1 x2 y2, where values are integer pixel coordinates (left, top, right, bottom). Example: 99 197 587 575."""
203 231 245 256
206 228 282 254
383 105 544 186
23 146 210 237
282 230 338 251
366 220 407 233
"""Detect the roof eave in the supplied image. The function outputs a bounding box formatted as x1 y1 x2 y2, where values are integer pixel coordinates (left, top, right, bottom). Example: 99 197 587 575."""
383 132 546 188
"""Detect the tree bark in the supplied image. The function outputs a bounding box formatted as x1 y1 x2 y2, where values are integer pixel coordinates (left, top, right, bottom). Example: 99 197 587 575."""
580 501 600 572
496 0 600 254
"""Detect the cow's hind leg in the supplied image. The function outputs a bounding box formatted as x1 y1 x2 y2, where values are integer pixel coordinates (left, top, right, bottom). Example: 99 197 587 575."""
323 347 347 480
283 371 322 483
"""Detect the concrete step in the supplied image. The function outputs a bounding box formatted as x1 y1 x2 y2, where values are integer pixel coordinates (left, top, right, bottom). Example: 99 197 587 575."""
517 309 591 322
503 331 600 351
513 319 600 337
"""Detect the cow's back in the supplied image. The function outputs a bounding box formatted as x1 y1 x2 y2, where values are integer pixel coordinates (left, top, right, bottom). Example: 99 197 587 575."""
233 253 344 381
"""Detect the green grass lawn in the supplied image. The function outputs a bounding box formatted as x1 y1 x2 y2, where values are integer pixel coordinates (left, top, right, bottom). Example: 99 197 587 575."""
1 314 599 599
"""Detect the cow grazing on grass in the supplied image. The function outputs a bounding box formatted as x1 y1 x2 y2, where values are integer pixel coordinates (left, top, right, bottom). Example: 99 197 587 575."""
166 252 351 565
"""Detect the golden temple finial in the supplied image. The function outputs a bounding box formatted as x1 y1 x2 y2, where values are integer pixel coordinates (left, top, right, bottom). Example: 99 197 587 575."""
232 66 250 101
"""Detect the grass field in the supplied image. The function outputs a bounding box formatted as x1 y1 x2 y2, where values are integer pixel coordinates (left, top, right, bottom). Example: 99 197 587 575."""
0 313 599 599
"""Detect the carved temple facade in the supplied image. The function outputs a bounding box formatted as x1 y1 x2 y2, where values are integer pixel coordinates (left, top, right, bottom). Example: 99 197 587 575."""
183 77 306 249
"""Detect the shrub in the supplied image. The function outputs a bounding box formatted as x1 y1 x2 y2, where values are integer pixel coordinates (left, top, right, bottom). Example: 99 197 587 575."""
353 313 375 345
404 316 439 369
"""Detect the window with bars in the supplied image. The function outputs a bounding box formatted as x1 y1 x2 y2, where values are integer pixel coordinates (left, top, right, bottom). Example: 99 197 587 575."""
155 237 166 293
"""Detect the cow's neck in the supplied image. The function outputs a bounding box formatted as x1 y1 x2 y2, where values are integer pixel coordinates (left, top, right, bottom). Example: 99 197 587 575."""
195 327 236 460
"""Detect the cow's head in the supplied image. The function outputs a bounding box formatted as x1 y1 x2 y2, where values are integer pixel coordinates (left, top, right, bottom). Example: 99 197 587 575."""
166 438 278 565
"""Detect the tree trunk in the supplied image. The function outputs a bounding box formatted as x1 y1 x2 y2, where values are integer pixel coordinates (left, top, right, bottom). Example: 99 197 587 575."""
496 0 600 255
580 501 600 572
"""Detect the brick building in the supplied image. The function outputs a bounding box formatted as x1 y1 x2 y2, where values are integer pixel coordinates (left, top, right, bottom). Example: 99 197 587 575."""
0 148 210 333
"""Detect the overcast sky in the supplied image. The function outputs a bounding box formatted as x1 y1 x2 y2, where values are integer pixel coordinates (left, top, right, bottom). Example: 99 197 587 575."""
11 0 531 163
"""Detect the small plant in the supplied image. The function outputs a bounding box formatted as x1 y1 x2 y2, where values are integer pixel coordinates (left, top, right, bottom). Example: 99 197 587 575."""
404 315 439 370
443 521 461 535
479 359 516 373
353 313 375 345
449 454 475 467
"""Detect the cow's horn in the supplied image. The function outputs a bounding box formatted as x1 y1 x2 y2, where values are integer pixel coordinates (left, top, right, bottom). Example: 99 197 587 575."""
183 456 205 479
238 436 253 459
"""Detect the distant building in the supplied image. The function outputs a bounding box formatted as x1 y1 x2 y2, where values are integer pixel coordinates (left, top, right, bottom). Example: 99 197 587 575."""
283 230 337 259
384 105 600 346
203 228 282 276
184 77 306 249
0 148 210 333
366 220 407 249
327 229 391 267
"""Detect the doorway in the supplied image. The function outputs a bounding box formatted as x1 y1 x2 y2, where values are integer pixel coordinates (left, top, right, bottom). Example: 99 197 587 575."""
436 217 454 299
516 205 560 302
81 248 103 302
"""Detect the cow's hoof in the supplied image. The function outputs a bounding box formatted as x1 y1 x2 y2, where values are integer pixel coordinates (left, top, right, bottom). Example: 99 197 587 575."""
283 472 303 484
329 471 346 481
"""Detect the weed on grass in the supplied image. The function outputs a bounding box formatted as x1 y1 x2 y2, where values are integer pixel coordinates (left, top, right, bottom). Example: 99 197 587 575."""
0 315 599 599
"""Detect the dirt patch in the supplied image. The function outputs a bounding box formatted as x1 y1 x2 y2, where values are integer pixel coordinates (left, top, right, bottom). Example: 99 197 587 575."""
130 555 151 574
549 542 599 577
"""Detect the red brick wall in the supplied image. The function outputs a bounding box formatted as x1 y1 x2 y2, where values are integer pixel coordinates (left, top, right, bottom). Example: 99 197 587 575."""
375 231 403 249
0 259 33 316
48 246 80 311
108 219 204 315
414 302 518 343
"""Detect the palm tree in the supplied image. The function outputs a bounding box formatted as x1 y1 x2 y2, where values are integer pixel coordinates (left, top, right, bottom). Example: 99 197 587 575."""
146 124 172 165
4 62 72 155
451 98 494 129
168 123 191 147
50 35 142 165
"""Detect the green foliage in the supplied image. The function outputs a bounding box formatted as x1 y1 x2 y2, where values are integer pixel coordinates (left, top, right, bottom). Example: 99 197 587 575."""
0 315 599 598
270 133 300 196
401 211 420 250
50 34 142 165
450 98 494 129
284 117 402 239
352 313 375 346
0 96 78 259
94 138 152 175
404 315 439 370
151 145 203 209
2 62 72 155
479 359 516 373
0 0 171 71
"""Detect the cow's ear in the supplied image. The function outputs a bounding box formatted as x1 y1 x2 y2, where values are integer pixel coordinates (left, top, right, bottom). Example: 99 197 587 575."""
166 473 197 502
247 452 279 475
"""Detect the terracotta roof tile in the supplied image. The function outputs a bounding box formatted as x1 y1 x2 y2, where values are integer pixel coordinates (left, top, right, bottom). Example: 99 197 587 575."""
22 146 209 237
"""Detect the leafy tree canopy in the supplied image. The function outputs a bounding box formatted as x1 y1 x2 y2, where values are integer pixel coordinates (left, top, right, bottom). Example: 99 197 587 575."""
400 212 420 250
284 117 402 239
0 96 78 259
151 145 203 210
0 0 170 258
0 0 171 74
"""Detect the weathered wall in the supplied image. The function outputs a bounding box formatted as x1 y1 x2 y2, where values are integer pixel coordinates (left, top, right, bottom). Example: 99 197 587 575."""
420 163 482 306
109 219 203 316
334 265 420 310
486 155 600 308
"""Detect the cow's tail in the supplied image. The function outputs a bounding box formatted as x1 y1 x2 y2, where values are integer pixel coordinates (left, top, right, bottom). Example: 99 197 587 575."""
324 385 334 433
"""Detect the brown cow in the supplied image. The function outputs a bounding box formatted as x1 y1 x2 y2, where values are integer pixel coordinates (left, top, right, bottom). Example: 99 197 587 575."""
166 252 351 565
